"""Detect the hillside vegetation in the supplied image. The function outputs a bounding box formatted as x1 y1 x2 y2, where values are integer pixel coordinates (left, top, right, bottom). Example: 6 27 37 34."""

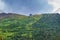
0 13 60 40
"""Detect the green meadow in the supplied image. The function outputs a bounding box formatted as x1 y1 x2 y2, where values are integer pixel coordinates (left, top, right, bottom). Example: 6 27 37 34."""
0 13 60 40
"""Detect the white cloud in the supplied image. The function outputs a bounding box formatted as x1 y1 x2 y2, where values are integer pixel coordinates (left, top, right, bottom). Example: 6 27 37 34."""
0 0 60 14
0 0 6 11
0 0 10 13
48 0 60 12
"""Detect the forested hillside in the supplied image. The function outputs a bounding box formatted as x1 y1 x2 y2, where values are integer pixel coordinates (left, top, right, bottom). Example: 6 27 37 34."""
0 13 60 40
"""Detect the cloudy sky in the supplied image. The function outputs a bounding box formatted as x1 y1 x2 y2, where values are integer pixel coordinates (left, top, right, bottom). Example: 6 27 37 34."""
0 0 60 15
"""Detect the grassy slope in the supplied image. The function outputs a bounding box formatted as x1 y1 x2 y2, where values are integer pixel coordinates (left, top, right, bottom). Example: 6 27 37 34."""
0 13 60 40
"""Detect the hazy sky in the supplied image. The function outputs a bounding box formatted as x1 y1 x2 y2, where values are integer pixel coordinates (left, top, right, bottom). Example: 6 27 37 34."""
0 0 60 15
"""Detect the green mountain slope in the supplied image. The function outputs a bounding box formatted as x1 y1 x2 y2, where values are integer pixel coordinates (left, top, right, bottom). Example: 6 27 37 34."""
0 13 60 40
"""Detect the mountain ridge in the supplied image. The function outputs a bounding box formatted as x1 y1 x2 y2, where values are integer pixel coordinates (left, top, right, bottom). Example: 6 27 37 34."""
0 13 60 40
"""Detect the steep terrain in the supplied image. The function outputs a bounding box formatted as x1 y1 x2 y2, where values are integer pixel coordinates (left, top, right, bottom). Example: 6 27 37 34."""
0 13 60 40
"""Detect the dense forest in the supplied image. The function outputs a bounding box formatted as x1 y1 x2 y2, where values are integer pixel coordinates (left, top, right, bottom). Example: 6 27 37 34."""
0 13 60 40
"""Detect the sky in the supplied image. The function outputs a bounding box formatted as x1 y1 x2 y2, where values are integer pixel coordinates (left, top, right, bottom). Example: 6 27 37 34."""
0 0 60 15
